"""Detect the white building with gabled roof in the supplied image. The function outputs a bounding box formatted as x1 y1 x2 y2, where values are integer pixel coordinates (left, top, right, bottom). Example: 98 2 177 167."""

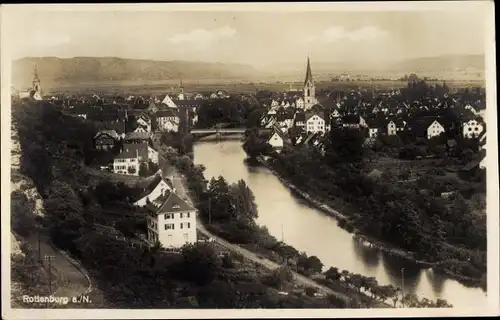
145 191 197 248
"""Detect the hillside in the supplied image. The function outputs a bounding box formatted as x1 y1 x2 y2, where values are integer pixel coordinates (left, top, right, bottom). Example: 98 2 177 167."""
12 57 263 89
12 54 485 90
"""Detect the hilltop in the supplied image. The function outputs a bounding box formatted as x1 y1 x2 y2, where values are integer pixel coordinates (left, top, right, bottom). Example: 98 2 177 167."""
12 54 485 90
12 57 264 89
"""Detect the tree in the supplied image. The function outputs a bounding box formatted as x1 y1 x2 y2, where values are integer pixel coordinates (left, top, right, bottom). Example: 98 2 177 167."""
305 256 324 274
323 127 366 165
324 267 341 281
242 128 273 159
139 161 148 177
148 160 159 175
229 179 259 221
179 243 221 285
127 166 136 175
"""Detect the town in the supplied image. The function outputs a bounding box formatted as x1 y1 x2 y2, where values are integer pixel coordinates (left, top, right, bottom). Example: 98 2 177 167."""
7 5 492 314
10 55 487 310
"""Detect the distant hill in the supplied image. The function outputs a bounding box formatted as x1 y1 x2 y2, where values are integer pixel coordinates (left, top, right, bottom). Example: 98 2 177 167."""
389 54 485 73
265 54 485 80
12 57 264 89
12 54 485 90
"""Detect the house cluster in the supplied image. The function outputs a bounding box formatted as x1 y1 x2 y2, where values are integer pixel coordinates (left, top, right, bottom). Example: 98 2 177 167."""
260 57 487 156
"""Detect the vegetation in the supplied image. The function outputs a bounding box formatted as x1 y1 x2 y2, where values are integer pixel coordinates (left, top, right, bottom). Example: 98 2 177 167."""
167 139 453 308
13 100 350 309
242 126 486 285
195 97 261 129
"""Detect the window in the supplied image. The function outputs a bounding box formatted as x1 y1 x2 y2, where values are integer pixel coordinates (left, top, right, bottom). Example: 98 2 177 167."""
164 213 174 219
183 233 189 242
173 204 180 209
187 222 191 229
187 212 190 218
165 223 175 230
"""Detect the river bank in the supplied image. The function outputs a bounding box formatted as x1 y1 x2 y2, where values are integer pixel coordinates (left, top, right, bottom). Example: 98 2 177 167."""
257 156 485 290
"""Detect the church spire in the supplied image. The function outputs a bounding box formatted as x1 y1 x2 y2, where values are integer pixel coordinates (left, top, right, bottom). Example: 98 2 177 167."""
33 63 40 81
304 56 313 86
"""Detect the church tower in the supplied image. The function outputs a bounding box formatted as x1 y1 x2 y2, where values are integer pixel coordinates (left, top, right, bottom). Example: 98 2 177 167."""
303 57 317 110
32 63 43 101
178 79 185 100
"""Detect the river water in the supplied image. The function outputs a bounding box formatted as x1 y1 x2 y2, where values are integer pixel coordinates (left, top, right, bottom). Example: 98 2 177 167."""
193 140 487 307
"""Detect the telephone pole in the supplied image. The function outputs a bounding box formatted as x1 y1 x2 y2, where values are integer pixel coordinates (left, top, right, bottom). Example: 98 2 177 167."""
401 267 405 307
44 255 56 295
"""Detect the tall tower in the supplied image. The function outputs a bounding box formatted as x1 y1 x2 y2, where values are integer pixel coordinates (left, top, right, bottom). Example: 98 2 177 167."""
178 79 185 100
32 63 43 100
303 57 317 110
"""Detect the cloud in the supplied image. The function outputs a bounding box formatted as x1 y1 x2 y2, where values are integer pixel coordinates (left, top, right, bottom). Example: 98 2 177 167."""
307 26 389 43
168 26 237 45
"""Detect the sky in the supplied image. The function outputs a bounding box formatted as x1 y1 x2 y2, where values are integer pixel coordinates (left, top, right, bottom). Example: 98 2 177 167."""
2 3 490 67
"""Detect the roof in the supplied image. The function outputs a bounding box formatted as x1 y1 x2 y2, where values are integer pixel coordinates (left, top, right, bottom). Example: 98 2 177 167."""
116 143 148 160
269 125 291 144
342 114 360 124
124 131 151 141
304 57 314 86
94 129 120 140
154 192 196 214
136 175 173 201
305 111 325 122
174 100 204 108
155 110 178 118
294 111 306 122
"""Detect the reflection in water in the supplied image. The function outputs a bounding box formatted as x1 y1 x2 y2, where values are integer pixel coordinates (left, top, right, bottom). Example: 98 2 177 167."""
424 269 446 295
352 238 381 271
193 140 488 307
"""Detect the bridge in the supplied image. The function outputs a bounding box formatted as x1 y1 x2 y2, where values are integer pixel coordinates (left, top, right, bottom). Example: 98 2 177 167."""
190 127 246 134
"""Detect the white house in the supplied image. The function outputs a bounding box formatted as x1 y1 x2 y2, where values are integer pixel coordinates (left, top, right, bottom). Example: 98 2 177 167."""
134 177 174 207
146 192 197 249
148 145 159 164
462 119 484 139
113 150 140 176
296 97 305 109
306 112 326 134
386 120 397 136
162 94 178 109
155 110 179 132
427 120 445 139
136 114 152 132
267 125 290 152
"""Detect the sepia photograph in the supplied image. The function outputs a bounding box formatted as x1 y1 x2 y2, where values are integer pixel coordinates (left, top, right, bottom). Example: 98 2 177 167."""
1 2 498 319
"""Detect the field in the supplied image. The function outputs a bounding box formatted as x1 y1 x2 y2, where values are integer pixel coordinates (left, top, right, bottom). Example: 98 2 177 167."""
42 78 485 96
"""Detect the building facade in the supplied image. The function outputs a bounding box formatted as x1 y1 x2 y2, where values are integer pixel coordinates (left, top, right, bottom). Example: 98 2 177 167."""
146 192 197 249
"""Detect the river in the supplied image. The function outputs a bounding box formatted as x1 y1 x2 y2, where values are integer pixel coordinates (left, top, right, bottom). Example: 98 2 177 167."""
192 140 487 307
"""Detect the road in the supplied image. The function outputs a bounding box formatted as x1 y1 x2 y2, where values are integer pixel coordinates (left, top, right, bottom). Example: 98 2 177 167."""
157 149 391 308
169 169 356 306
